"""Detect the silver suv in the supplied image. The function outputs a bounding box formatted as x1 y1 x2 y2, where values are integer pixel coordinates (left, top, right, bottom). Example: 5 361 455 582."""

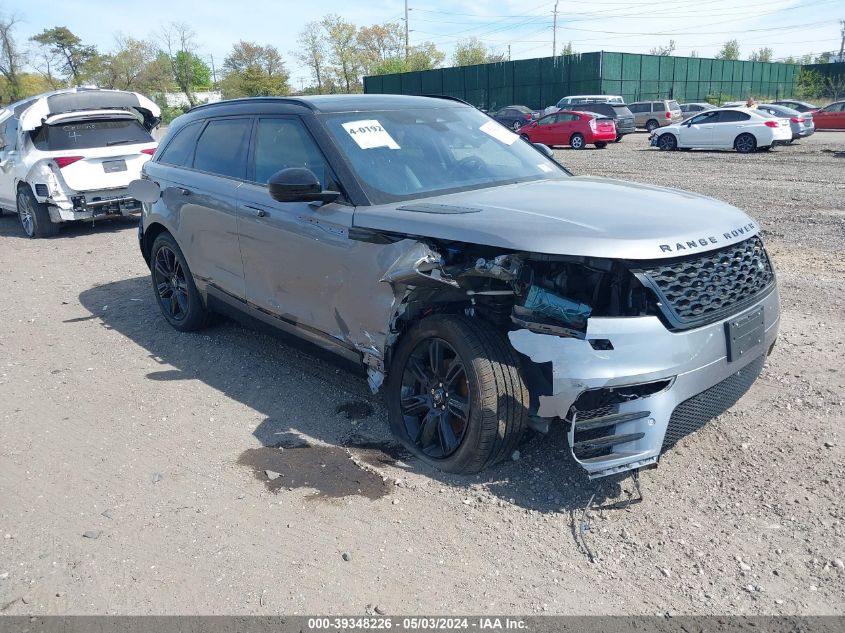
629 100 683 132
132 95 779 480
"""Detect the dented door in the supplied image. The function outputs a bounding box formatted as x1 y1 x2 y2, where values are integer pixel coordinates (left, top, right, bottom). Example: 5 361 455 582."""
237 116 403 354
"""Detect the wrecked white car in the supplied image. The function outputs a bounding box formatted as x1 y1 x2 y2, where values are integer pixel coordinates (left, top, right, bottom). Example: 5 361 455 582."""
0 87 160 237
133 95 779 479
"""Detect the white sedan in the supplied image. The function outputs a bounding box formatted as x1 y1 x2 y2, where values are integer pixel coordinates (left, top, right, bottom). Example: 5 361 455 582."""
651 107 792 153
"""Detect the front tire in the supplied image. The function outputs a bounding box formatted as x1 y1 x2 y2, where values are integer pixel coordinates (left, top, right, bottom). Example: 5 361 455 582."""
570 133 585 149
150 232 209 332
17 187 58 238
614 134 623 142
386 315 529 474
735 133 757 154
657 133 677 151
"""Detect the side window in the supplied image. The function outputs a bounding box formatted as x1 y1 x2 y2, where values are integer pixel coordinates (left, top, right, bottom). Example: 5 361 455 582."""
629 104 645 113
537 115 557 126
157 121 203 167
251 118 328 187
193 118 251 179
2 117 19 151
690 111 717 124
720 111 750 123
655 102 667 112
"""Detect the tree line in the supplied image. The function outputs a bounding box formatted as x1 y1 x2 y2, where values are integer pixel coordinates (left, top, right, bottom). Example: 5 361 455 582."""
0 12 516 108
1 10 841 110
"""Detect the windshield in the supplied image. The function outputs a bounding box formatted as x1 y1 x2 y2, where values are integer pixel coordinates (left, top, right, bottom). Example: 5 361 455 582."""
31 118 153 151
322 107 567 204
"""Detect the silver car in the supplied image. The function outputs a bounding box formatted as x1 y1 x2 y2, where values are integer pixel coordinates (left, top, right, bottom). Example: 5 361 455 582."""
756 103 815 140
132 95 779 480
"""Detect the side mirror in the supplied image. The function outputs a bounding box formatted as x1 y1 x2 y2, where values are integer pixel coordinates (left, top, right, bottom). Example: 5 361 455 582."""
533 143 554 159
268 168 340 204
128 178 161 203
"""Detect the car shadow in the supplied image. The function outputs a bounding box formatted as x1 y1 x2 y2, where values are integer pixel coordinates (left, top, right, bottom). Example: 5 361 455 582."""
78 276 633 518
0 212 138 240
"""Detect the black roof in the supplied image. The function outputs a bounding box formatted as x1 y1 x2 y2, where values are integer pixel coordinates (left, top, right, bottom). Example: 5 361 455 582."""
191 94 468 116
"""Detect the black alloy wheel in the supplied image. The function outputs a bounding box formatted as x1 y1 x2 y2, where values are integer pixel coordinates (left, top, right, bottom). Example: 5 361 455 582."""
153 245 189 322
658 133 678 151
386 315 529 474
399 337 470 460
149 232 209 332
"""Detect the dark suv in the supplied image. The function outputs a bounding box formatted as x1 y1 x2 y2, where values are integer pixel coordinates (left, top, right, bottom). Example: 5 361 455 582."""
572 102 635 141
132 94 778 480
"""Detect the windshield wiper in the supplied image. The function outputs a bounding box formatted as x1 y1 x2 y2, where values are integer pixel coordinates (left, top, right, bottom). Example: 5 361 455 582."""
106 139 137 146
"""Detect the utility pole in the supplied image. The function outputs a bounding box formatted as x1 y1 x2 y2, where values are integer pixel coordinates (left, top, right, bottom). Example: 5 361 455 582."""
552 0 559 57
839 19 844 62
404 0 410 61
209 54 217 88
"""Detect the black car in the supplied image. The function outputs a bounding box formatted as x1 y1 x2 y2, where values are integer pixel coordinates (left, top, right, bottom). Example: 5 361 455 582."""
489 105 538 131
572 102 635 141
772 100 819 113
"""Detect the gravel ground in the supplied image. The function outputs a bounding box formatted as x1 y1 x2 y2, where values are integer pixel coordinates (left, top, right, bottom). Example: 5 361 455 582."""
0 131 842 616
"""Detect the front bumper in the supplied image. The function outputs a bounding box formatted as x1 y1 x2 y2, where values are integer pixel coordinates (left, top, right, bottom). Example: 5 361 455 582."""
509 286 780 478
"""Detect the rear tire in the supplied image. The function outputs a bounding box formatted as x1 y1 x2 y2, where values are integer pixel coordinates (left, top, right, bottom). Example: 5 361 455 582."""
594 141 608 149
734 133 757 154
150 232 210 332
386 315 529 475
570 133 585 149
614 134 623 142
17 187 59 238
645 119 659 133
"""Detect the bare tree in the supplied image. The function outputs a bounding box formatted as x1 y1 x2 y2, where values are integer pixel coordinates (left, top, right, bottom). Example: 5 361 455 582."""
294 22 327 93
160 22 201 107
0 12 26 100
649 40 676 56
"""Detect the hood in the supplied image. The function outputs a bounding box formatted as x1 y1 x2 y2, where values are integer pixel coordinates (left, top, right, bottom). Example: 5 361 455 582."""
19 88 161 132
352 177 759 260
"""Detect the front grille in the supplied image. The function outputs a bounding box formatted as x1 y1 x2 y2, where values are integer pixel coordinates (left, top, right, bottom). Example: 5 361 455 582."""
636 236 775 329
662 353 766 451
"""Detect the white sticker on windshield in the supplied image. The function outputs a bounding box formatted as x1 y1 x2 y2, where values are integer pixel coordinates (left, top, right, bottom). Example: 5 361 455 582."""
537 163 553 173
479 120 519 145
342 119 400 150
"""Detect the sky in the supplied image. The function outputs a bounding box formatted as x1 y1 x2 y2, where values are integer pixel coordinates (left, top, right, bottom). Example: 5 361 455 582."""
8 0 844 87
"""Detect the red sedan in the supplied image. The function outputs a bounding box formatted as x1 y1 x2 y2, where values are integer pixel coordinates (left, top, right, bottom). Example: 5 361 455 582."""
811 101 845 130
519 110 617 149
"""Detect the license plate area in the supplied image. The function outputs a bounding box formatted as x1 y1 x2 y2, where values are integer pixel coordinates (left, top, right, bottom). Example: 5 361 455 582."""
725 306 764 362
102 160 127 173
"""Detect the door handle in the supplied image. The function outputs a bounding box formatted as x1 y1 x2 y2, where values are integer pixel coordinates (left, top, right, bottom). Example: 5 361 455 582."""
244 205 267 218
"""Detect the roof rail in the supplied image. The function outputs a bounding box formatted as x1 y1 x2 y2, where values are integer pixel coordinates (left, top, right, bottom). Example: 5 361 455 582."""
421 94 475 107
188 96 318 113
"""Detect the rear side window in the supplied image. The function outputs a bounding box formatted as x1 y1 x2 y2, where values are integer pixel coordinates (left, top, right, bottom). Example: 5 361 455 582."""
1 116 18 151
157 121 203 167
654 102 666 112
668 100 680 111
193 118 251 179
31 118 153 151
720 111 751 122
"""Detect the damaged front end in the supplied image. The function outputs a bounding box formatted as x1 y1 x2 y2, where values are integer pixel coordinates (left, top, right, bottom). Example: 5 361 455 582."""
381 238 779 479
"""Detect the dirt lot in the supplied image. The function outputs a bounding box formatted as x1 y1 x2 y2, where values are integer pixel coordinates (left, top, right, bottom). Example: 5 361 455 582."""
0 132 843 616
